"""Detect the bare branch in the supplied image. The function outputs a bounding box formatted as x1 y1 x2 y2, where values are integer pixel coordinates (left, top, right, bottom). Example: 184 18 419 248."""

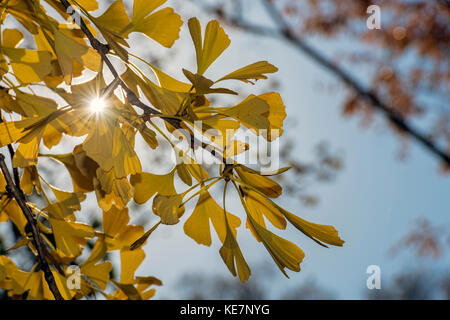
0 154 63 300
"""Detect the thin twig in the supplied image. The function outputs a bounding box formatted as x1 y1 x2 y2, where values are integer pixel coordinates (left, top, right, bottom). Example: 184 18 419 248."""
0 154 63 300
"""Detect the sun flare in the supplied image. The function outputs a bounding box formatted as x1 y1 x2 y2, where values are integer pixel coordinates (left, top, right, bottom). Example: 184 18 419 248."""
90 97 107 113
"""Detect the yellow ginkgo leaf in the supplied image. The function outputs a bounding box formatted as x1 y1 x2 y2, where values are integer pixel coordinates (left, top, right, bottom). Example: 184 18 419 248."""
130 222 161 251
139 126 158 149
43 185 86 219
54 30 101 84
14 90 57 117
279 207 345 247
188 18 230 75
49 218 95 258
3 29 24 48
176 163 192 186
3 199 27 236
82 116 115 172
182 69 237 95
94 0 130 35
13 132 44 168
131 7 183 48
152 194 185 225
0 117 42 147
80 240 112 290
2 48 52 83
259 92 287 141
246 212 304 277
236 166 282 198
77 0 99 12
80 261 112 291
43 150 96 193
103 206 144 251
95 172 133 211
121 67 184 115
245 188 286 230
184 190 241 246
112 125 142 178
130 170 176 204
149 64 192 92
217 61 278 84
120 249 145 284
219 222 251 282
215 94 270 131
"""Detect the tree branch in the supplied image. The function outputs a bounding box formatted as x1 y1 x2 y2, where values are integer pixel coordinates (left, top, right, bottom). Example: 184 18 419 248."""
0 154 63 300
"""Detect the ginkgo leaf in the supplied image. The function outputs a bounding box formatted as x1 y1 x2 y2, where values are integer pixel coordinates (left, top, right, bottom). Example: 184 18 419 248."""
244 188 287 230
54 30 101 84
2 199 27 236
78 239 111 290
94 0 130 35
121 67 184 115
182 69 237 95
131 7 183 48
82 116 115 172
246 212 304 277
131 0 166 23
139 126 158 149
188 18 230 75
103 206 144 251
112 125 142 178
259 92 287 141
120 249 145 284
219 222 251 282
13 132 44 168
130 170 176 204
95 172 133 211
176 163 192 186
43 185 86 219
236 166 282 198
279 207 345 247
80 261 112 291
214 94 270 131
3 29 24 48
112 280 142 300
49 218 95 258
152 194 185 225
2 48 52 83
43 150 96 193
14 90 58 117
184 190 241 246
130 222 160 250
149 64 192 92
0 117 43 147
217 61 278 84
77 0 99 11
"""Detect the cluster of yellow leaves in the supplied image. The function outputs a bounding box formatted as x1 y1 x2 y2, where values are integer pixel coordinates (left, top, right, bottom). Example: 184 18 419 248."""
0 0 343 299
